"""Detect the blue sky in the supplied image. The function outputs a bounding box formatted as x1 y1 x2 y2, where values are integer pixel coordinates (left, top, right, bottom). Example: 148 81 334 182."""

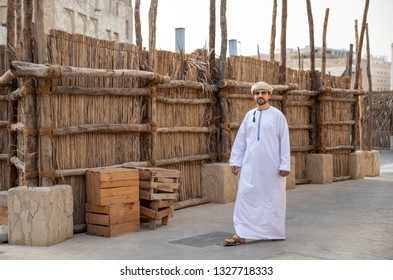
138 0 393 61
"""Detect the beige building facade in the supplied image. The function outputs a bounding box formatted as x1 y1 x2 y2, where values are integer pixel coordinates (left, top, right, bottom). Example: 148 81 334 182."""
0 0 133 44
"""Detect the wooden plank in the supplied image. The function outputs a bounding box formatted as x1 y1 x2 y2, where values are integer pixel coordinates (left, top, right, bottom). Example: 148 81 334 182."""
139 190 178 200
139 181 179 190
99 169 139 181
87 222 139 237
0 207 7 225
86 212 110 226
99 179 139 188
136 167 181 181
100 185 138 198
99 193 139 205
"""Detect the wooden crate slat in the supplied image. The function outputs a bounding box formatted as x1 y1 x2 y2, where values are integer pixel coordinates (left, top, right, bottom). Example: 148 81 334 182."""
139 181 180 190
87 222 139 237
99 179 139 189
139 190 178 200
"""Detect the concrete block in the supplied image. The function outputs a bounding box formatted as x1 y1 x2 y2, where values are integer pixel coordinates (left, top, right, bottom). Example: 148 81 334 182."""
202 163 239 203
306 154 333 184
286 156 296 190
363 150 380 177
8 185 73 246
349 151 365 180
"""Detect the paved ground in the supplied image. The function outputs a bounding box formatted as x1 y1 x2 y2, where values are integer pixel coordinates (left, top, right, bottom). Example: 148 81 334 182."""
0 150 392 260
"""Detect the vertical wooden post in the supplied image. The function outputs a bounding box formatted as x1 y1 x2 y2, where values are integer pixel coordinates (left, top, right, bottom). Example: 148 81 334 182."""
6 0 18 188
209 0 217 82
269 0 277 62
148 0 158 71
279 0 287 85
34 0 54 186
134 0 143 49
306 0 316 91
365 24 373 151
218 0 229 162
353 0 370 152
321 8 330 87
23 0 39 187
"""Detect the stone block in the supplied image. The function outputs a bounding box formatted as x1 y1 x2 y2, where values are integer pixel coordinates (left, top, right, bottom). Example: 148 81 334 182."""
349 151 365 180
306 154 333 184
363 150 380 177
202 163 239 203
286 156 296 190
8 185 73 246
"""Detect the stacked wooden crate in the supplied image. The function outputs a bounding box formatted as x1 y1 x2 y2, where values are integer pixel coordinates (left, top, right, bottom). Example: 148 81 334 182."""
85 168 140 237
136 167 181 230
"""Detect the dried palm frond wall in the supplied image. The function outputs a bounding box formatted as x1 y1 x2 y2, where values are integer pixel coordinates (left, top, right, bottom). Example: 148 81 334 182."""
364 92 393 149
0 30 368 225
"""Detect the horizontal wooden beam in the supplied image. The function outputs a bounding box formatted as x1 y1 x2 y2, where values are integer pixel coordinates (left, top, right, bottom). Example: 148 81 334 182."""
11 61 170 83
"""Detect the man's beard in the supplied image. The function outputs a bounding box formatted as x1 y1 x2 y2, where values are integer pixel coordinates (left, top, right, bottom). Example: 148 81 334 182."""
257 98 266 106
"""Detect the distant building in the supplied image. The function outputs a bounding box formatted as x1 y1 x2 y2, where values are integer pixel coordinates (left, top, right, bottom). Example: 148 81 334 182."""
0 0 133 44
361 55 391 91
285 46 391 92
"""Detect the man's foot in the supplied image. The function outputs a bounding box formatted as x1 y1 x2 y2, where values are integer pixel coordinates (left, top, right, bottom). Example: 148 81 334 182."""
223 234 246 246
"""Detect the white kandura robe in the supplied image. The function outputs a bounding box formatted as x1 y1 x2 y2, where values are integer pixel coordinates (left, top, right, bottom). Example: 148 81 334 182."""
229 106 291 240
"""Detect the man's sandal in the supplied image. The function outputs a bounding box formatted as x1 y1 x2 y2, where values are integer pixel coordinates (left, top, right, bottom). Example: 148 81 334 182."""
223 234 246 246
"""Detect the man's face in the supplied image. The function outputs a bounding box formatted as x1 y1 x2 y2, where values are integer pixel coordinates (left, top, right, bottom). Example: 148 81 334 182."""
253 90 271 105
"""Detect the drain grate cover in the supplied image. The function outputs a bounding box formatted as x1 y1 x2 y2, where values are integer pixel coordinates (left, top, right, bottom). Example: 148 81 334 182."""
169 231 232 248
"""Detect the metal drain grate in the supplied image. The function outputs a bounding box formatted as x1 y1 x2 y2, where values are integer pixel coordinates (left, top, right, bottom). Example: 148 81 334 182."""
169 231 232 248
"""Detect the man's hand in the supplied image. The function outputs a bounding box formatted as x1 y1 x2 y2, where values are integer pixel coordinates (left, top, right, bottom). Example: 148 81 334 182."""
279 170 290 177
231 166 240 176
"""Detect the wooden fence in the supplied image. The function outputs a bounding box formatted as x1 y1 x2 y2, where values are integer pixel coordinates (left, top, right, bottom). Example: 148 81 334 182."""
0 30 371 225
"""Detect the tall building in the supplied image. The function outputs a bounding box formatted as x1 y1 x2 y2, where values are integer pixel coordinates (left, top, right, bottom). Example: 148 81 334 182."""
362 55 391 91
0 0 133 44
285 46 391 92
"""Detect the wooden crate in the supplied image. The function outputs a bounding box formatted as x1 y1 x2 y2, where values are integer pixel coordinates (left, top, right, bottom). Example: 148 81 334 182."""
86 202 140 237
86 168 139 205
134 167 180 230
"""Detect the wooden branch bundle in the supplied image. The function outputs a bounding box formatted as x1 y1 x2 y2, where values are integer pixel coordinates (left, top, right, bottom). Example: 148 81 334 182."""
290 145 314 152
319 96 355 102
289 124 314 130
156 80 218 91
155 154 211 166
10 61 170 83
287 89 319 96
157 126 214 133
55 161 150 177
219 92 283 101
0 121 9 127
56 86 149 97
55 123 150 136
0 70 16 87
10 122 25 131
320 121 355 126
156 96 213 105
9 156 25 171
320 145 353 152
320 87 364 95
0 154 8 160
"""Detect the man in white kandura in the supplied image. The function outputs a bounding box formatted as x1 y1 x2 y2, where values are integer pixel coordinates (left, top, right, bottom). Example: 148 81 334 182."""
224 81 291 246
